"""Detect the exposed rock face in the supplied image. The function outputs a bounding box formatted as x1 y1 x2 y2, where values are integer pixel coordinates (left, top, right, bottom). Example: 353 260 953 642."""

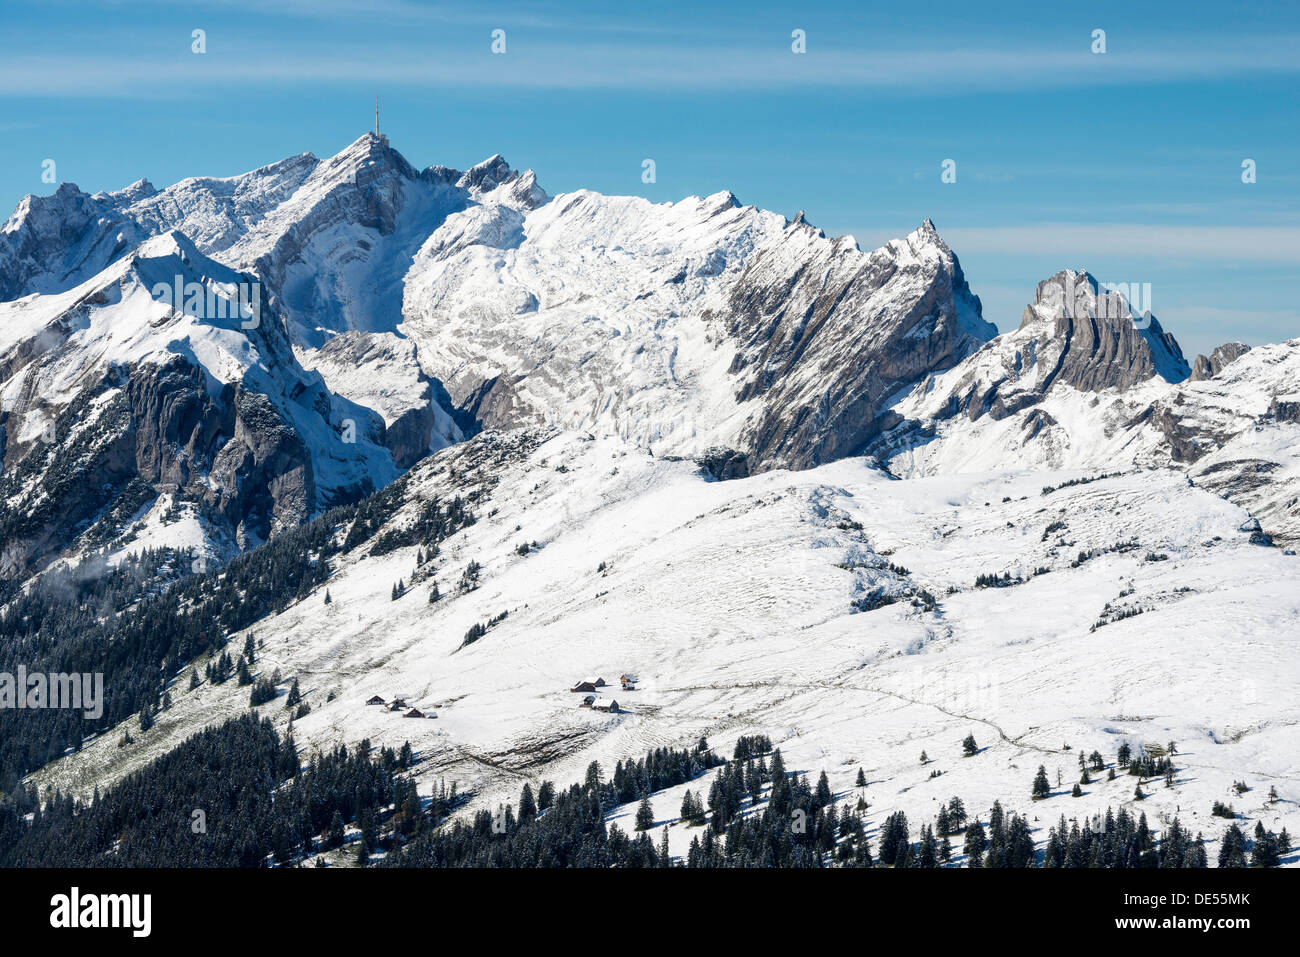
125 357 233 489
1190 341 1251 381
864 268 1300 544
208 387 315 546
124 356 322 545
873 269 1193 455
694 447 750 481
1017 270 1190 392
726 218 993 470
0 379 137 577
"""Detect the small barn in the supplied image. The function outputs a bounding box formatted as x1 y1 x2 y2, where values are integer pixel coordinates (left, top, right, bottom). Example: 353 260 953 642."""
592 697 619 713
392 698 408 709
404 708 425 719
365 695 386 706
579 694 596 708
571 680 597 693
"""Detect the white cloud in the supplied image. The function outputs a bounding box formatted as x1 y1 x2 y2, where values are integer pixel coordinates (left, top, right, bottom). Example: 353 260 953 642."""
943 223 1300 264
3 35 1299 96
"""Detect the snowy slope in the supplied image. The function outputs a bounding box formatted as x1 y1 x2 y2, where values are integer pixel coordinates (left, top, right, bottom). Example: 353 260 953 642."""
6 137 1300 866
29 428 1300 862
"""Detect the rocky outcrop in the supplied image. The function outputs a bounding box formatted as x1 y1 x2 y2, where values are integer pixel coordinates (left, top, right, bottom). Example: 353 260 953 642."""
1018 270 1190 392
124 358 317 544
125 358 233 488
403 196 996 474
1191 341 1251 381
208 387 315 546
694 447 751 481
458 375 543 435
876 269 1194 453
726 219 994 470
0 183 144 301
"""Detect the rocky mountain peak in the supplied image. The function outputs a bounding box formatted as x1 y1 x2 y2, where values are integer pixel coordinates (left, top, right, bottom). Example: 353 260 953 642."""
456 153 517 192
1019 268 1190 388
1191 341 1252 381
319 132 423 186
100 178 157 205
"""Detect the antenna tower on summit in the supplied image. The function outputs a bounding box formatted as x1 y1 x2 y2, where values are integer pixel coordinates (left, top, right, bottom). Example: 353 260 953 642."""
375 95 379 136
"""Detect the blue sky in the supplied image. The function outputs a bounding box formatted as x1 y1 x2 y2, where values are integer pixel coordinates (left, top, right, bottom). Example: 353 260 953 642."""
1 0 1297 356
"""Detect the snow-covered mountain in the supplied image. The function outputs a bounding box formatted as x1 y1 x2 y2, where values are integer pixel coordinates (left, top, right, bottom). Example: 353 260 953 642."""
870 270 1300 545
403 198 994 472
0 230 396 575
3 134 995 479
4 134 1299 867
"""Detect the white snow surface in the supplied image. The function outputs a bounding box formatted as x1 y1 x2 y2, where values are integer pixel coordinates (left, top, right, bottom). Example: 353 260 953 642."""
30 429 1300 863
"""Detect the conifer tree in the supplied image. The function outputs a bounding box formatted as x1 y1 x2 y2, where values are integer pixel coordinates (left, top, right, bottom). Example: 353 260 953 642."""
519 783 537 821
815 770 833 807
1032 765 1051 800
635 796 655 831
946 796 966 831
325 810 345 850
537 780 555 811
964 818 986 867
1218 823 1247 867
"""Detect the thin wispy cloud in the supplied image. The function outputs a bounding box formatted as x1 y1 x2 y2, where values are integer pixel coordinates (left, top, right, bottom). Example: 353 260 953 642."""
943 224 1300 264
3 36 1299 97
